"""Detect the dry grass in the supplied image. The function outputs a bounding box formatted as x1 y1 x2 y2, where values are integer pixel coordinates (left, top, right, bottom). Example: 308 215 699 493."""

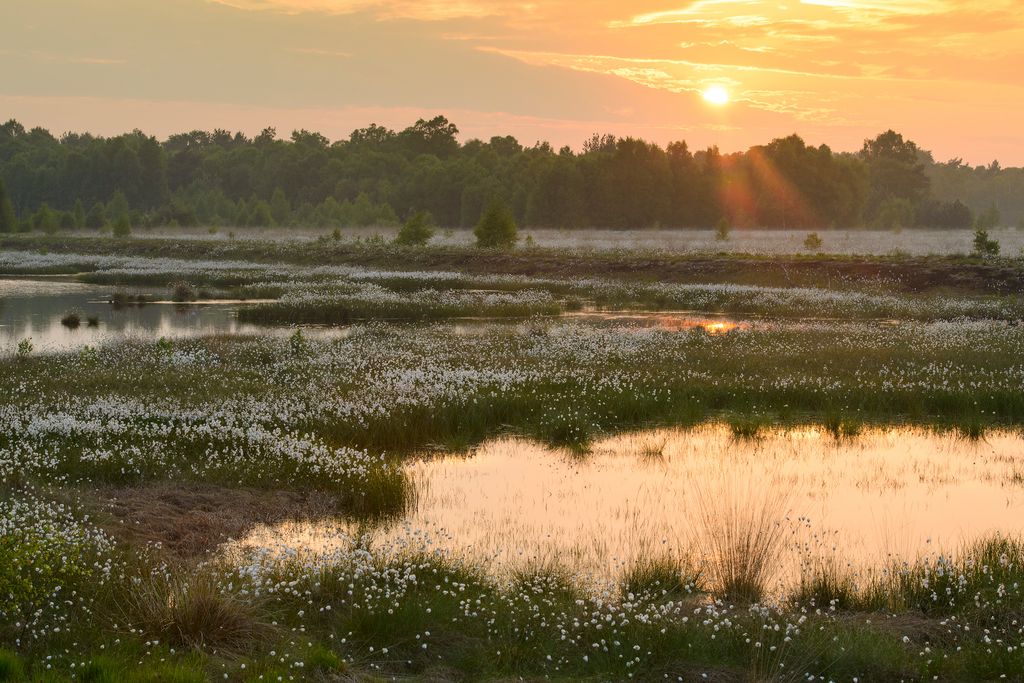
123 570 273 652
94 483 339 557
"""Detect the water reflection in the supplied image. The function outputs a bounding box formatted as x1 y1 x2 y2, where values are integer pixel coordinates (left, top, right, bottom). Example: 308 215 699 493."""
568 311 749 334
237 426 1024 585
0 277 293 353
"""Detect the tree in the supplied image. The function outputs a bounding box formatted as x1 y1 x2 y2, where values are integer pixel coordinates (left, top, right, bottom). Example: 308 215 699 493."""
270 188 291 226
474 199 517 248
33 203 58 234
394 210 435 246
68 199 84 228
972 228 1000 257
85 202 107 230
107 190 130 222
0 179 15 233
874 197 916 230
860 130 929 221
399 116 459 158
975 204 1001 230
247 198 276 228
112 212 132 237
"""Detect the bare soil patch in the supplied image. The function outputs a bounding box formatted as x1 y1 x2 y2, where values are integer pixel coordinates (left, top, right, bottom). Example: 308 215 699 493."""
87 482 340 557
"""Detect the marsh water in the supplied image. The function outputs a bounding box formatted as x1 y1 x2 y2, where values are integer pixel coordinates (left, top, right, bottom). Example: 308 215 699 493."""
0 277 273 352
0 276 753 352
6 276 1021 587
238 426 1024 587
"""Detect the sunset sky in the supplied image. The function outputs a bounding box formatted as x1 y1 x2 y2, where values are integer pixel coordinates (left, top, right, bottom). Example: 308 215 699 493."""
2 0 1022 164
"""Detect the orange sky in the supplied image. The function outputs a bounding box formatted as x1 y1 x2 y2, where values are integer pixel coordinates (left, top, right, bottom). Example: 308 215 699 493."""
2 0 1022 163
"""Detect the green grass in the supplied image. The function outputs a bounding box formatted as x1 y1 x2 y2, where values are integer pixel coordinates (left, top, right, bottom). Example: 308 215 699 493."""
4 232 1024 297
237 293 561 325
3 236 1024 679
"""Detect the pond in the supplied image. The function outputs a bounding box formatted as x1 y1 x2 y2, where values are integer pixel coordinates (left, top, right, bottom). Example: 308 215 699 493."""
0 277 292 353
1 276 760 353
236 425 1024 590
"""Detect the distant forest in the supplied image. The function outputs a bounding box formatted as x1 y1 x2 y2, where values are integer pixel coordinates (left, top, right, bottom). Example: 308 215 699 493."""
0 115 1021 234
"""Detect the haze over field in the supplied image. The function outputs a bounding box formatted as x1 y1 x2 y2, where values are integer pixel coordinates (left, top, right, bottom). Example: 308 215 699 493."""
2 0 1023 163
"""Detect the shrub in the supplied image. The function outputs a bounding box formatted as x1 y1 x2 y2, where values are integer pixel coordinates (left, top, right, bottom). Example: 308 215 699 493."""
85 202 107 230
474 199 517 248
394 210 435 247
16 338 32 359
803 232 823 251
60 310 82 328
171 281 197 302
972 228 1000 257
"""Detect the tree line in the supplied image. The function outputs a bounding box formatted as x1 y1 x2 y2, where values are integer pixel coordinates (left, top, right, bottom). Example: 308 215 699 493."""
0 116 1020 235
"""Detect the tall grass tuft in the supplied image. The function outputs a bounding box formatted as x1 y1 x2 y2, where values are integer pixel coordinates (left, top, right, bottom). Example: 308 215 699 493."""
123 570 272 652
823 415 863 441
955 420 986 441
791 558 860 611
620 554 704 599
728 417 769 440
696 482 791 603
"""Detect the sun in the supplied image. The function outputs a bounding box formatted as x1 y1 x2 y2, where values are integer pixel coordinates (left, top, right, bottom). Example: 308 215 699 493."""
702 85 730 106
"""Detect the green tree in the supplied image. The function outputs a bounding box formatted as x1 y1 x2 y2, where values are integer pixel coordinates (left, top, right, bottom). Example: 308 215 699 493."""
112 212 132 238
247 199 274 227
972 228 1000 257
85 202 107 230
107 190 130 222
72 198 86 228
270 188 291 226
860 130 929 221
394 210 435 246
0 179 16 233
33 203 58 234
874 197 916 230
474 199 517 248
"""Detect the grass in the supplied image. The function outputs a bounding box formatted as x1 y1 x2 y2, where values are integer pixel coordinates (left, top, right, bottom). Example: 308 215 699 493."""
728 416 770 440
4 232 1024 297
238 292 561 325
3 236 1024 679
620 554 704 599
823 414 864 440
696 483 791 603
5 484 1024 681
121 570 272 652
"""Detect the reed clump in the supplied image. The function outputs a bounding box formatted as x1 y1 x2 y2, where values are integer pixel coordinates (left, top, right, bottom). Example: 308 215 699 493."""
696 482 791 603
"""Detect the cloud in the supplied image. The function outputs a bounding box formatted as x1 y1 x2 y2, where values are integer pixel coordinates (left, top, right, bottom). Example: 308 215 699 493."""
206 0 527 21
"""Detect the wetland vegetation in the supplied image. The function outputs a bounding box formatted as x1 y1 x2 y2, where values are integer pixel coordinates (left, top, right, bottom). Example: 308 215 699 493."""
1 231 1024 681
